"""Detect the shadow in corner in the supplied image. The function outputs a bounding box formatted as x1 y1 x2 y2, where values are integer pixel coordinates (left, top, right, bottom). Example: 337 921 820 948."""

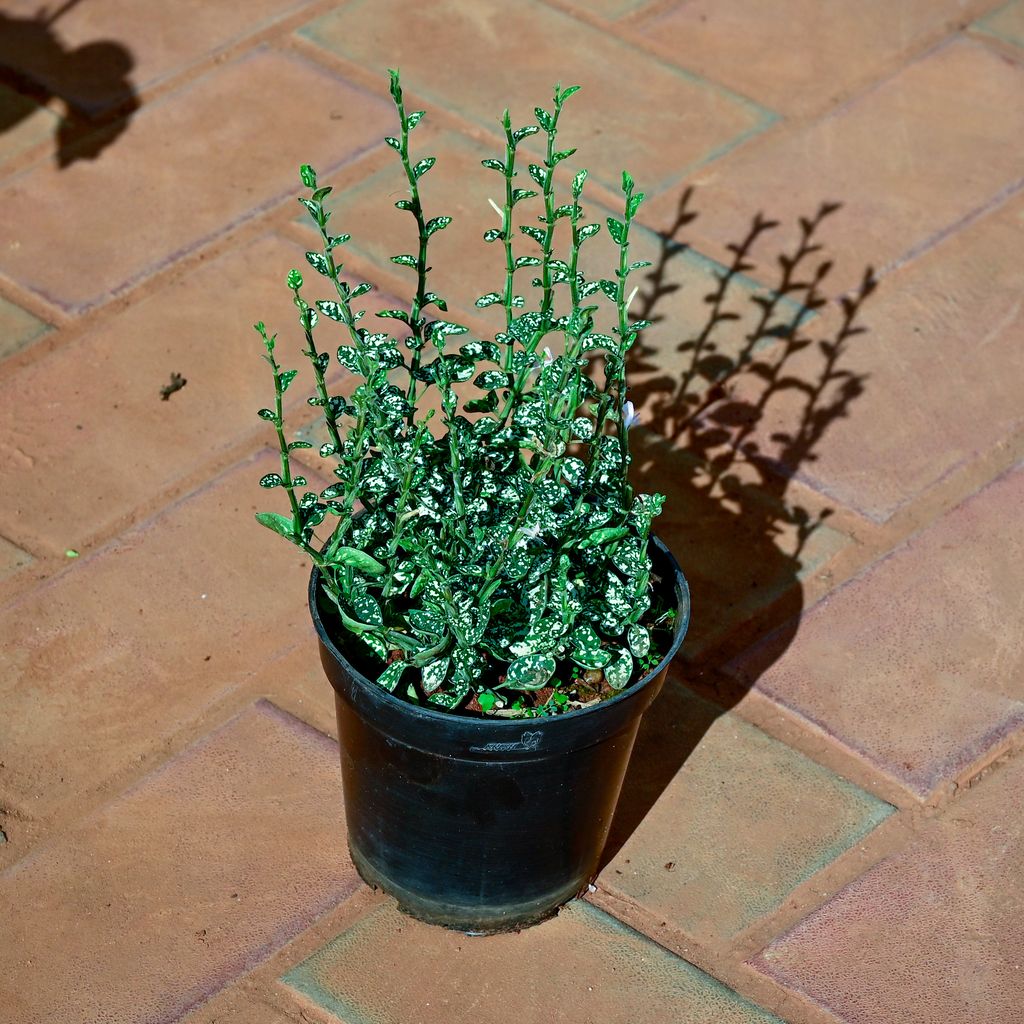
0 0 138 168
604 191 877 864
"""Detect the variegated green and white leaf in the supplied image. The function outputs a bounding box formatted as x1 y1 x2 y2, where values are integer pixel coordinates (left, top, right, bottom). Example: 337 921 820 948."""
421 656 451 695
604 649 634 690
504 654 556 691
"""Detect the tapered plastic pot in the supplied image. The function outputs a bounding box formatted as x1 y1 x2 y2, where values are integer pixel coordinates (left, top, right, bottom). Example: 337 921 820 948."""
309 534 689 934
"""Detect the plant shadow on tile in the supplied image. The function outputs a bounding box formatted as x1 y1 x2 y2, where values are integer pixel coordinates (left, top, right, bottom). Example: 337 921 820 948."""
0 0 138 168
605 193 877 861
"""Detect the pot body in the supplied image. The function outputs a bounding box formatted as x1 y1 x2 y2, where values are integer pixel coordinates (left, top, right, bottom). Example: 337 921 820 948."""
310 535 689 933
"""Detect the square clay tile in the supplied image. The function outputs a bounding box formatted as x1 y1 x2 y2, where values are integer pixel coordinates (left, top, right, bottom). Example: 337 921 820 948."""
298 0 774 195
698 191 1024 523
753 750 1024 1023
283 900 783 1023
727 463 1024 800
0 701 358 1024
656 37 1024 296
0 0 318 115
0 232 401 554
601 683 892 941
0 453 319 816
636 0 990 117
0 48 390 312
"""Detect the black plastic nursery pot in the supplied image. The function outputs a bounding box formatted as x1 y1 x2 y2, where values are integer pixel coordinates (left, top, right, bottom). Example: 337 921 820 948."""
309 534 690 934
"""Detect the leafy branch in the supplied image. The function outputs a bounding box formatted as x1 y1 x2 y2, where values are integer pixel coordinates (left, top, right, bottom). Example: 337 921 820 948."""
253 72 666 716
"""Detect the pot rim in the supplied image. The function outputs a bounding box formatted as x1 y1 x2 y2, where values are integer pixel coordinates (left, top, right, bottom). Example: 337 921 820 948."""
308 532 690 730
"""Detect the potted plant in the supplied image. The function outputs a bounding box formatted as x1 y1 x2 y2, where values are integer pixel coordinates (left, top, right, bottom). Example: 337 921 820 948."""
254 70 689 934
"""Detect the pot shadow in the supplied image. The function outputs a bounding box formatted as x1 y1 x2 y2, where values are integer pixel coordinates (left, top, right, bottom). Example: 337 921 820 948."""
0 0 138 168
603 190 877 863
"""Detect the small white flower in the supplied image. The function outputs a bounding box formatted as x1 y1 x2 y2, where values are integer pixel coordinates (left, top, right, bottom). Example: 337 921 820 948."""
521 522 542 540
529 347 554 376
488 197 504 219
622 400 640 429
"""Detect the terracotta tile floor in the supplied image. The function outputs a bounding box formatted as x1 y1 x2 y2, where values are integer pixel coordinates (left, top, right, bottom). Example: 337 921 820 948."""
1 2 1021 1021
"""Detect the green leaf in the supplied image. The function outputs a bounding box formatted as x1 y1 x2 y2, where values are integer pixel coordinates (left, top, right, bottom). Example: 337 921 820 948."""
384 136 402 152
427 320 468 339
520 225 545 244
628 624 651 659
407 110 425 129
551 148 576 165
578 222 601 242
425 215 452 236
254 511 295 538
475 292 502 308
605 650 634 690
606 218 626 245
287 269 303 290
300 164 317 188
408 607 445 635
515 255 542 269
288 440 313 451
504 654 556 691
570 624 611 669
481 158 505 172
421 656 451 695
413 157 436 179
390 254 418 267
377 661 406 692
477 690 498 712
296 197 320 221
622 170 634 194
461 340 501 361
474 370 509 391
535 107 553 132
351 589 383 627
336 346 360 372
578 526 629 549
428 682 468 710
528 164 547 188
572 169 588 197
511 188 538 205
570 417 594 440
331 547 386 575
513 124 540 142
327 233 350 249
257 408 278 422
317 300 349 323
376 308 411 323
627 192 646 219
278 369 298 392
351 282 373 298
424 291 448 311
464 392 497 413
558 84 581 104
483 228 503 243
